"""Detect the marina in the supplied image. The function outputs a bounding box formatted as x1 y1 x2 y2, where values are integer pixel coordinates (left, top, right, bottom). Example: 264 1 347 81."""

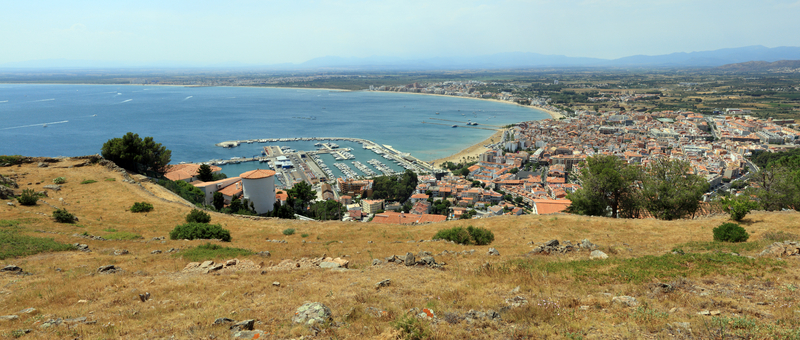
209 136 441 189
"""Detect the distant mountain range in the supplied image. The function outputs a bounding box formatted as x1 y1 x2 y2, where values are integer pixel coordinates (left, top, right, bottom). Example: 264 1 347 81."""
3 45 800 70
716 59 800 72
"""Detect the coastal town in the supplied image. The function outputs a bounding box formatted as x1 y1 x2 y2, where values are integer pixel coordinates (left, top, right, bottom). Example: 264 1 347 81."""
163 82 799 223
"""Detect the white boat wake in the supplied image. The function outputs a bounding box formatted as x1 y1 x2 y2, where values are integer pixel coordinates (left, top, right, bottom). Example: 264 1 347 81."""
2 120 69 130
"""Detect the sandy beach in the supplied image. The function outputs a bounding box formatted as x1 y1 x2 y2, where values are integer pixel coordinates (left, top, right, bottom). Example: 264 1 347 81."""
430 129 504 167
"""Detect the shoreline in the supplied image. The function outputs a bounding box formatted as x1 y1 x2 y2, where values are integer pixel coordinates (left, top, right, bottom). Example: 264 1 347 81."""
429 129 504 167
4 82 559 167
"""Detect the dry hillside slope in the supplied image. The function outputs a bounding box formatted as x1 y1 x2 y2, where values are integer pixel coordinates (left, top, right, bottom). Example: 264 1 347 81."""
1 158 799 339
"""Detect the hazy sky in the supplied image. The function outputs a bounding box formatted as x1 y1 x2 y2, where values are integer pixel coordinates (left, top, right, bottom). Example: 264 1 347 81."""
3 0 800 65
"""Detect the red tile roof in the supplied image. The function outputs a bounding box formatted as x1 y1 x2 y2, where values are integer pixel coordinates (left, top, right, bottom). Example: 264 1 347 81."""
240 169 276 179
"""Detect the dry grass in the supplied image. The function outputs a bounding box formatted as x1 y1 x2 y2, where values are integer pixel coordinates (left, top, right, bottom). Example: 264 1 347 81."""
1 158 800 339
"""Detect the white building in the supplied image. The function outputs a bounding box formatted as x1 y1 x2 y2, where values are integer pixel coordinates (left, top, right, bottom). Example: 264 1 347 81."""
240 169 276 215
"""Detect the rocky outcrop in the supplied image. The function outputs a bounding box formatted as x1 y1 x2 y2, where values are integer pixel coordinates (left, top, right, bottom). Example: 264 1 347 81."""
292 302 333 326
758 241 800 257
528 239 599 255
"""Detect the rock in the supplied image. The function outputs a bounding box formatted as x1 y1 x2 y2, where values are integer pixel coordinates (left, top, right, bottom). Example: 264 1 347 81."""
151 250 162 254
272 282 280 287
63 317 87 324
292 302 333 326
330 257 349 268
0 315 19 321
417 308 436 319
759 241 800 257
39 318 62 328
545 239 559 247
97 265 118 274
114 249 129 256
590 250 609 260
138 292 151 302
74 243 90 252
43 184 61 191
18 308 37 315
365 307 387 318
375 279 391 289
419 256 436 265
418 251 432 257
200 261 214 268
231 319 255 331
671 322 692 332
385 255 397 262
38 162 48 168
487 248 500 256
319 262 341 269
212 317 234 326
1 265 22 272
510 286 520 294
231 330 269 339
6 202 13 206
405 252 415 266
372 259 382 266
257 251 271 257
612 296 638 307
580 305 590 311
505 296 528 307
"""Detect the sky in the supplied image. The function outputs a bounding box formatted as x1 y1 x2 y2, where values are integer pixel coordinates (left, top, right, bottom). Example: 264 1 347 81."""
2 0 800 66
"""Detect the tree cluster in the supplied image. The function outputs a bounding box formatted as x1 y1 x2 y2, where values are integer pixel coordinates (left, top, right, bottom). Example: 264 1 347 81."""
567 155 709 220
370 170 418 203
101 132 171 175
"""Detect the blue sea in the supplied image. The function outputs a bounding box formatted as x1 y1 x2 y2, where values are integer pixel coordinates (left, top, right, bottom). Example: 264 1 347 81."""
0 84 547 176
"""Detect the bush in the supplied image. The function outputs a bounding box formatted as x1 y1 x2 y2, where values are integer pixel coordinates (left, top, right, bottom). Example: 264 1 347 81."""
53 208 76 223
53 177 66 184
130 202 154 213
721 196 759 221
392 314 430 340
283 228 296 236
468 226 495 245
185 209 211 223
433 226 495 245
80 179 97 184
713 222 749 243
169 222 231 242
433 227 472 245
16 189 38 206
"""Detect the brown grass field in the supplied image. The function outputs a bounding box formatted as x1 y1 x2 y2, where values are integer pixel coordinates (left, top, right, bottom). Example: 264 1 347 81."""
1 158 800 339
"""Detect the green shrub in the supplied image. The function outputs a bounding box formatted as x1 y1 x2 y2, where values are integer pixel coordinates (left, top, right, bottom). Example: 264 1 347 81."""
283 228 296 236
433 226 472 245
392 314 430 340
713 222 749 243
52 208 76 223
157 179 205 205
721 196 759 221
176 243 253 262
53 177 66 184
130 202 154 213
301 233 310 238
16 189 38 206
185 209 211 223
468 226 495 245
433 225 495 245
169 222 231 242
80 179 97 184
